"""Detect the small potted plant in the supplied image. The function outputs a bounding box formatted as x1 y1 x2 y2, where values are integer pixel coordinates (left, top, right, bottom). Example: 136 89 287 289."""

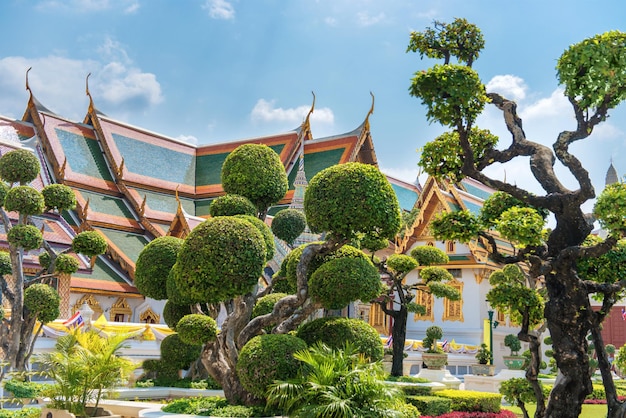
503 334 525 370
472 343 495 376
421 326 448 370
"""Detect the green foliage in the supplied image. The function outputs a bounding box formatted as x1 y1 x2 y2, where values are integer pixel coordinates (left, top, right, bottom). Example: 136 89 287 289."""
614 345 626 375
387 253 419 274
71 231 107 257
162 396 269 417
160 333 201 370
480 191 548 229
435 389 502 413
424 326 444 353
296 316 384 361
504 334 522 356
418 128 498 182
4 186 45 215
24 283 60 324
420 266 454 283
304 162 401 241
487 265 544 328
406 17 484 66
236 334 307 398
0 305 4 320
252 293 288 332
0 149 40 184
0 182 8 207
410 245 450 266
0 250 12 275
594 182 626 236
135 236 183 300
42 184 76 211
54 254 80 274
406 395 451 416
2 379 47 399
271 208 306 245
358 233 390 253
0 408 41 418
266 342 405 418
176 314 218 345
475 343 493 364
162 300 192 331
499 377 538 408
431 210 481 243
309 256 382 309
7 224 42 250
496 206 545 247
233 214 275 261
221 144 288 211
209 194 256 217
557 30 626 112
409 64 489 128
172 217 266 304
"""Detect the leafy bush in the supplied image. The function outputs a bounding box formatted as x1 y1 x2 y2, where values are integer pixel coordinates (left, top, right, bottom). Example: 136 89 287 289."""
72 231 107 257
421 412 517 418
135 236 183 300
8 225 42 250
296 316 384 361
4 186 45 215
407 395 451 416
54 254 80 274
23 283 60 323
0 408 41 418
252 292 288 332
233 214 275 261
0 250 11 275
209 194 256 217
3 379 48 399
176 314 218 345
160 334 202 371
162 396 270 417
236 334 307 398
435 389 502 413
504 334 521 356
271 208 306 245
162 300 192 331
42 184 76 211
0 149 40 184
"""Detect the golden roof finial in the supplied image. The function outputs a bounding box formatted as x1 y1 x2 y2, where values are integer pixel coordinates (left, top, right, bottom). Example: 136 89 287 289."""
301 92 315 141
58 157 67 179
86 72 94 111
364 91 375 130
25 67 32 95
82 198 90 220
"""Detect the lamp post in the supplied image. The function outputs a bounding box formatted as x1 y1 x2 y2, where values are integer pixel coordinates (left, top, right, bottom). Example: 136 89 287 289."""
488 310 494 365
79 301 94 330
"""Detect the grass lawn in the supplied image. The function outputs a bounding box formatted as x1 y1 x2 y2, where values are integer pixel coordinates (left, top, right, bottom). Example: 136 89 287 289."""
503 404 609 417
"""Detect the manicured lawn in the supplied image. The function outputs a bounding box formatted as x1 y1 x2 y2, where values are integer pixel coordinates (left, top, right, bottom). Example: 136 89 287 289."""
503 404 608 417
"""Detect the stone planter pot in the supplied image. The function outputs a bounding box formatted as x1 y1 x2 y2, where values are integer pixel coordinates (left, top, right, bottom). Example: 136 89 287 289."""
421 352 448 370
471 363 496 376
503 355 526 370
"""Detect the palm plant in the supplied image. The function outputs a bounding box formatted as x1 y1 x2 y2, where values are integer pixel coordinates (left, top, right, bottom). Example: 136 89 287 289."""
37 330 136 417
266 342 404 418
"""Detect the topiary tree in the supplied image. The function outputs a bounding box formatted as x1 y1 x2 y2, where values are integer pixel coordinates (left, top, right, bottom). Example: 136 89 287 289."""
160 333 202 371
271 208 306 246
209 194 257 217
176 314 218 346
0 149 107 378
236 334 307 399
135 143 401 405
295 316 384 362
135 236 183 300
408 18 626 418
367 244 459 376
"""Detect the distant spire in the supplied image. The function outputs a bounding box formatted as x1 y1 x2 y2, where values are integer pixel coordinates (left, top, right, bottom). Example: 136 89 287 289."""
606 159 618 186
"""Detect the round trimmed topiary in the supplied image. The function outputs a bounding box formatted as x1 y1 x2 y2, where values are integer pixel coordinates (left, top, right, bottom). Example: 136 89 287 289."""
233 215 275 261
0 149 40 184
304 162 401 241
42 184 76 211
165 264 194 305
271 209 306 245
162 300 192 331
160 333 202 370
0 182 9 207
24 283 60 323
296 317 384 362
176 314 218 345
135 236 183 300
309 257 382 309
38 251 51 270
55 254 80 274
72 231 107 257
221 144 288 211
252 292 288 333
172 217 266 304
236 333 307 398
209 194 256 217
386 254 418 274
4 186 45 215
8 224 42 250
410 245 449 266
0 250 12 275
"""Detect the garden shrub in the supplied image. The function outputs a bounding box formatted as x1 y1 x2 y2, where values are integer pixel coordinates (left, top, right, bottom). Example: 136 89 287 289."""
236 333 307 398
54 254 80 274
435 389 502 413
162 300 192 331
8 225 42 250
209 194 256 217
0 149 40 184
2 379 48 399
252 292 288 332
233 214 275 261
163 396 270 417
160 334 202 371
398 384 433 396
135 236 183 300
176 314 218 345
296 316 384 361
23 283 60 323
421 412 517 418
0 408 41 418
407 395 451 416
42 184 76 211
271 208 306 245
71 231 107 257
4 186 45 215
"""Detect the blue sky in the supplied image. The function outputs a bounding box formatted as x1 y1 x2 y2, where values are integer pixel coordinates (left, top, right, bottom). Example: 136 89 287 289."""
1 0 625 202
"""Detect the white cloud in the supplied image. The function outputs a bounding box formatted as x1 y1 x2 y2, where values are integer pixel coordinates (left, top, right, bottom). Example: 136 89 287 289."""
380 166 419 184
356 11 385 26
176 135 198 145
202 0 235 20
519 88 570 122
486 75 527 101
250 99 334 126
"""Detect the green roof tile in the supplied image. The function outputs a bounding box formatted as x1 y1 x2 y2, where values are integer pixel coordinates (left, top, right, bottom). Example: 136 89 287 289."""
287 148 345 187
132 188 195 214
74 256 128 284
95 227 150 263
195 199 214 217
391 183 419 212
56 128 114 182
78 189 135 219
112 133 195 186
195 153 229 186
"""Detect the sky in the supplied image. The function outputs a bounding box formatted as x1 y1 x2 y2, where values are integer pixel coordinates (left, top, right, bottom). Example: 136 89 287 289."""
1 0 626 206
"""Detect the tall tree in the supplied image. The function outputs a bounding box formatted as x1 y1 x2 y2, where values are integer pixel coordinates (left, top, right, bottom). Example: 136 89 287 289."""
408 19 626 418
0 149 107 379
135 144 402 404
